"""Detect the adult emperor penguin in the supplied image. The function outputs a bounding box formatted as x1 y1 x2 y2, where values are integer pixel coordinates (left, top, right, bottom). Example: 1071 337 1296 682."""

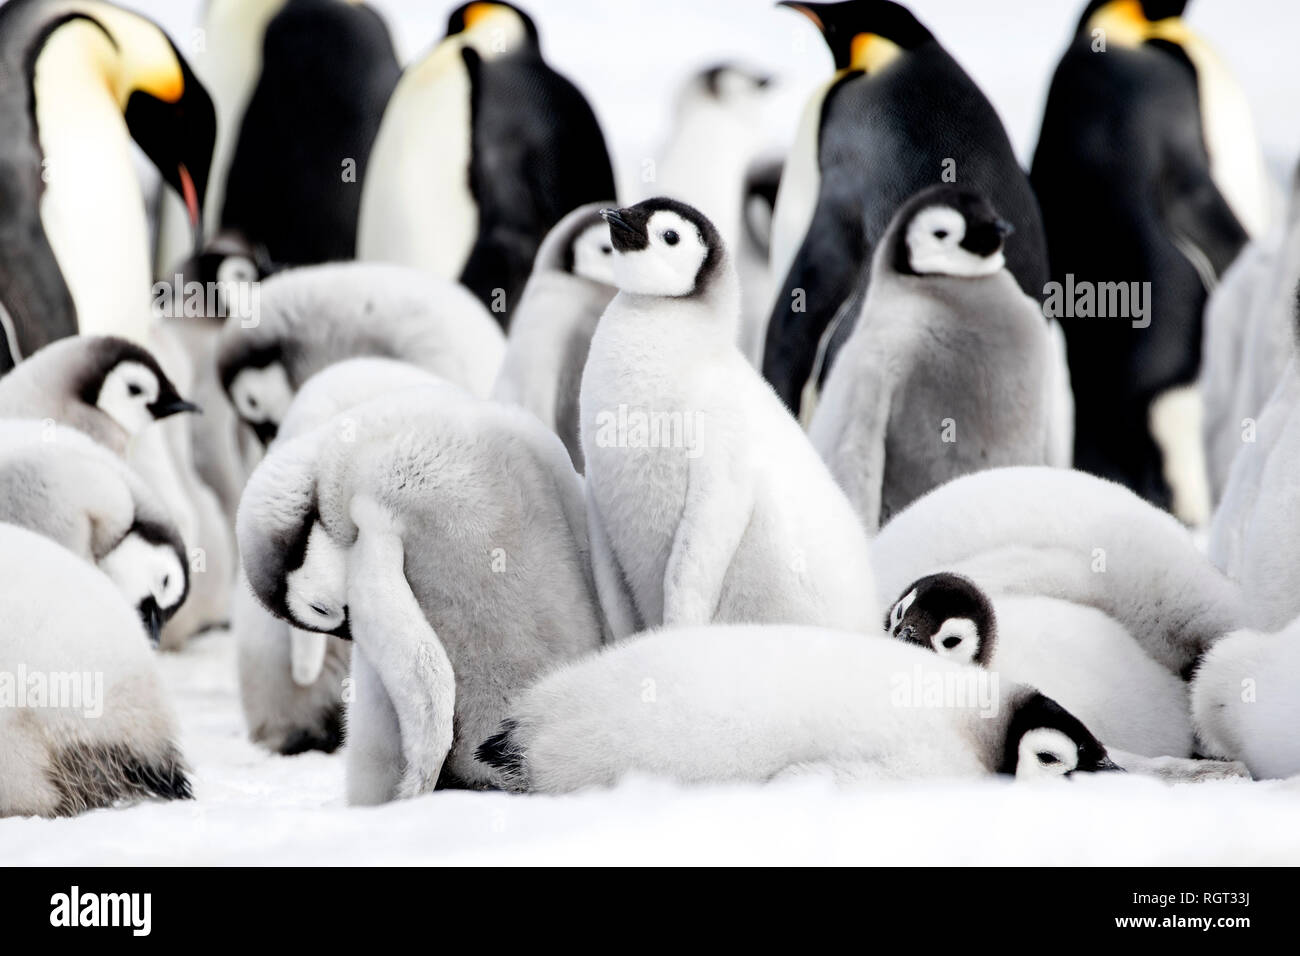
581 198 878 638
153 0 289 276
872 466 1244 678
1031 0 1250 524
492 202 617 471
235 357 447 757
763 0 1048 417
356 1 616 324
218 0 400 267
236 387 605 801
476 624 1121 791
808 186 1072 530
217 261 505 445
0 0 215 369
653 64 779 365
0 523 190 817
0 335 198 456
885 573 1193 759
0 419 189 645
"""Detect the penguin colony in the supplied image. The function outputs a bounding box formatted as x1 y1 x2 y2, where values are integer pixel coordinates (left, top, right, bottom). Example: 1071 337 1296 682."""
2 0 1298 824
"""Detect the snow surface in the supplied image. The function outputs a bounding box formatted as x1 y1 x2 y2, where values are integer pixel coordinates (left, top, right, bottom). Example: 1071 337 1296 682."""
2 627 1299 865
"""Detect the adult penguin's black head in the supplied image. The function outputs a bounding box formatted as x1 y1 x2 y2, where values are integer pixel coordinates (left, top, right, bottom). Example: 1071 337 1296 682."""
1075 0 1190 37
777 0 934 72
123 37 215 250
445 2 539 49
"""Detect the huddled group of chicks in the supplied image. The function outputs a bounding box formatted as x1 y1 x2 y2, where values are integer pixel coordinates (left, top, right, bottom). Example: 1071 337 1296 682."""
2 0 1299 820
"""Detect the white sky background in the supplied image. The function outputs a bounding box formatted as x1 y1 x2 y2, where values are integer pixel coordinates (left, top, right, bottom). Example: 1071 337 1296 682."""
127 0 1300 196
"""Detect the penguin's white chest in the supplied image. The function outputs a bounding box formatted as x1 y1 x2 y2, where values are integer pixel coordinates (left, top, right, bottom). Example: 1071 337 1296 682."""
357 40 478 280
34 30 153 343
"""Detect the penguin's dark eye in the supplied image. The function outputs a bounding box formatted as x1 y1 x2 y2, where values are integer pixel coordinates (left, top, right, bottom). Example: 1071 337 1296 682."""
162 575 170 589
933 229 949 240
941 635 962 649
601 246 611 255
1036 752 1061 766
128 384 143 397
663 230 680 246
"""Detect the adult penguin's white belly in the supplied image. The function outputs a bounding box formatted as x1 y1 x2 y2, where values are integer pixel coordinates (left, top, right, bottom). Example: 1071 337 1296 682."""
34 22 153 344
356 40 477 280
767 76 832 285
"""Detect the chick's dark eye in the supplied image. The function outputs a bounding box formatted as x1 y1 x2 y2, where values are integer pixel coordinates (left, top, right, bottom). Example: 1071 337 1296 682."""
663 230 679 246
128 384 143 397
1037 752 1061 766
933 229 949 240
601 246 611 255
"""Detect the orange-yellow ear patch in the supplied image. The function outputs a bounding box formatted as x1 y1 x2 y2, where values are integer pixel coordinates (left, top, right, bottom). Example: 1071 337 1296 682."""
463 2 500 30
850 33 902 72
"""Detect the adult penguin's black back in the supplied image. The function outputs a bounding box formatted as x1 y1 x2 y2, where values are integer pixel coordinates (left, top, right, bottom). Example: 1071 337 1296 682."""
762 0 1047 417
450 2 616 322
220 0 400 267
1030 0 1246 518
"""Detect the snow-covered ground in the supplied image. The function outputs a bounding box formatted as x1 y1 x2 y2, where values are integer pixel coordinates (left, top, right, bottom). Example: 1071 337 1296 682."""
2 627 1299 865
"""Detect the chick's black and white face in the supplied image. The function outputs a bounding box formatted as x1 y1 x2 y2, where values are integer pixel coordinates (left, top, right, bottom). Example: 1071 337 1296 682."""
904 204 1009 278
285 522 348 634
569 222 616 286
229 362 294 444
603 205 714 297
885 573 993 666
1004 694 1121 779
97 361 162 434
99 532 187 644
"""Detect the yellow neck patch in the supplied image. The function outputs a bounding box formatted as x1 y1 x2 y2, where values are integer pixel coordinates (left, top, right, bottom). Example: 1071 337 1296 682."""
56 1 185 107
1088 0 1195 50
849 33 902 73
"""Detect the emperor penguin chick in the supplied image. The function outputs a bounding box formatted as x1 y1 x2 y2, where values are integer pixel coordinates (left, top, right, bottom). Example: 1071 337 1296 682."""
235 357 454 756
492 202 617 471
580 198 878 638
809 186 1071 531
0 524 191 818
217 261 505 446
0 335 198 455
0 419 189 645
872 466 1245 677
885 573 1193 759
475 625 1121 792
236 387 604 802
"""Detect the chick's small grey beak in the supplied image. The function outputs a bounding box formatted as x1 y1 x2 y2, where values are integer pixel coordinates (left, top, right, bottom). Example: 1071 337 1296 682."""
994 218 1015 238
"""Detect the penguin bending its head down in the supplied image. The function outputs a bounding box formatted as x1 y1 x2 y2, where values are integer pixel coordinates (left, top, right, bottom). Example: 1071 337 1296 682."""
475 625 1121 792
492 201 617 472
808 185 1072 530
236 387 605 801
356 1 616 325
0 335 199 456
234 358 453 757
0 523 190 817
0 419 190 645
886 572 996 666
580 197 879 639
216 262 505 446
762 0 1047 417
1031 0 1250 523
0 0 215 368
